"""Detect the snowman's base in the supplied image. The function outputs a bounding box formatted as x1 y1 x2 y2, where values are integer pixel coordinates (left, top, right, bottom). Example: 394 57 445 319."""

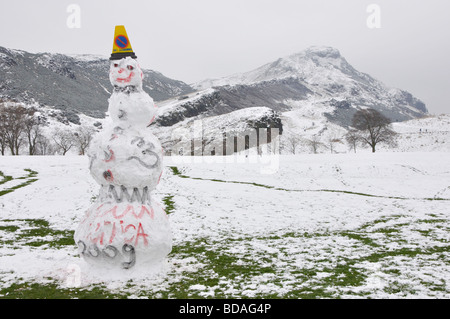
74 198 172 270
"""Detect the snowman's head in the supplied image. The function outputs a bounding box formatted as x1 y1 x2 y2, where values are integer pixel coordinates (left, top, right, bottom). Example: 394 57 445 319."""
109 57 144 89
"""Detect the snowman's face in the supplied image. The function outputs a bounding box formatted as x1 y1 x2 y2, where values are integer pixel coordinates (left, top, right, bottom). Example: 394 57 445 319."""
109 57 144 88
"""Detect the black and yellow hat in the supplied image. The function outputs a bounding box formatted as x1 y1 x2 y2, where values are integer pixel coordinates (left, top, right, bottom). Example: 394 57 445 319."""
110 25 137 60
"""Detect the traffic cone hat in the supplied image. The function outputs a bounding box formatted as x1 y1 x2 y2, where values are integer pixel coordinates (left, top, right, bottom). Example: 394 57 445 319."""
110 25 137 60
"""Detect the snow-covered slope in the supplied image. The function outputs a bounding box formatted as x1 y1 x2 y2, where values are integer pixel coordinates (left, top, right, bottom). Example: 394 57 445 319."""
193 46 427 125
195 47 354 88
389 114 450 152
153 103 282 155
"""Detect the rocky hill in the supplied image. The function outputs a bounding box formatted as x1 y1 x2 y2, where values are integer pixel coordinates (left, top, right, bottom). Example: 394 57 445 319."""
192 46 427 127
0 46 193 124
0 45 432 155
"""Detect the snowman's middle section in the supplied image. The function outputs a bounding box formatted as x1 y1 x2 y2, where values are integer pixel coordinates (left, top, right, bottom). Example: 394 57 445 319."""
89 126 163 189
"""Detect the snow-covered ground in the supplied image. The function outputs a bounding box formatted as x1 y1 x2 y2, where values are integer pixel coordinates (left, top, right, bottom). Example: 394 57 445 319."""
0 152 449 298
390 115 450 152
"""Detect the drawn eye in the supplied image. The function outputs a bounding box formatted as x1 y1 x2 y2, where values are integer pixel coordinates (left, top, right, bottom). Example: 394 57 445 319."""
114 63 119 68
127 65 134 70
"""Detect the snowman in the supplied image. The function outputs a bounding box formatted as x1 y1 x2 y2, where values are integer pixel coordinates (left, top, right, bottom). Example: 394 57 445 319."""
74 26 172 270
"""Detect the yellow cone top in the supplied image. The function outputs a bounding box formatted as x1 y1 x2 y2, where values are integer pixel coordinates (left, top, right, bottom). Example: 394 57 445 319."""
110 25 137 60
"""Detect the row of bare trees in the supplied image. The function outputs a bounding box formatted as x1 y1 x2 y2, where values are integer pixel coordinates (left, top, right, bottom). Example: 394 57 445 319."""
0 102 41 155
284 134 344 154
0 101 95 156
283 109 397 154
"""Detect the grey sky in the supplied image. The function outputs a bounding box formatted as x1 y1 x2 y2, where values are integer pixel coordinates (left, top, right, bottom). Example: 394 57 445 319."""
1 0 449 114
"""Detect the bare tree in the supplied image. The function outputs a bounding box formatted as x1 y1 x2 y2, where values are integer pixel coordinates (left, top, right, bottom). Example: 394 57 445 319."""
52 128 75 155
327 136 342 154
0 115 6 155
23 110 45 155
0 103 33 155
345 129 359 153
36 135 56 155
73 126 95 155
286 135 301 154
351 109 397 153
308 135 322 154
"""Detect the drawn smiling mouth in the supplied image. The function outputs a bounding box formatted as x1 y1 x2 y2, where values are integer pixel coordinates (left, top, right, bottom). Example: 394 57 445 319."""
116 73 133 83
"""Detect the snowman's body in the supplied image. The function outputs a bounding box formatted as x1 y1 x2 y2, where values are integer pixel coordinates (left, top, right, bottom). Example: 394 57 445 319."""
74 57 172 270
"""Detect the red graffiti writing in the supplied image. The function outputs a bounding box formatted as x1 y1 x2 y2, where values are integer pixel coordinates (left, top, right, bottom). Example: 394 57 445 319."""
97 204 154 220
81 203 157 247
86 219 149 247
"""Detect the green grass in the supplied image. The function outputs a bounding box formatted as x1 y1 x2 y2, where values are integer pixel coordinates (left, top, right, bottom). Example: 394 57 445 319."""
0 171 13 185
1 214 449 299
161 235 375 299
0 282 126 299
162 195 176 215
0 219 74 248
0 169 39 197
0 165 448 298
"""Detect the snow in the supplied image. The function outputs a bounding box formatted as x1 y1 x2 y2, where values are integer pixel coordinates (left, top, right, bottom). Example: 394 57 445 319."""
191 46 427 124
67 54 108 62
0 151 449 298
155 88 215 117
193 46 356 90
390 115 450 153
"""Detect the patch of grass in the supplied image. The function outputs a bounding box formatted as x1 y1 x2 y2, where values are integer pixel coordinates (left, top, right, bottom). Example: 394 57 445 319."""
165 235 375 299
362 245 450 264
375 227 401 234
169 166 188 178
417 219 448 224
0 171 13 185
0 225 20 232
159 193 448 299
283 287 335 299
0 282 126 299
383 281 417 296
322 261 368 288
0 219 74 248
415 229 432 237
162 195 176 215
340 231 380 247
0 169 39 197
161 238 282 298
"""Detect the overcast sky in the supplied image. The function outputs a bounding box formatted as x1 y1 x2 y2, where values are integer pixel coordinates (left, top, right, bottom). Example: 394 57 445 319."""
1 0 449 114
